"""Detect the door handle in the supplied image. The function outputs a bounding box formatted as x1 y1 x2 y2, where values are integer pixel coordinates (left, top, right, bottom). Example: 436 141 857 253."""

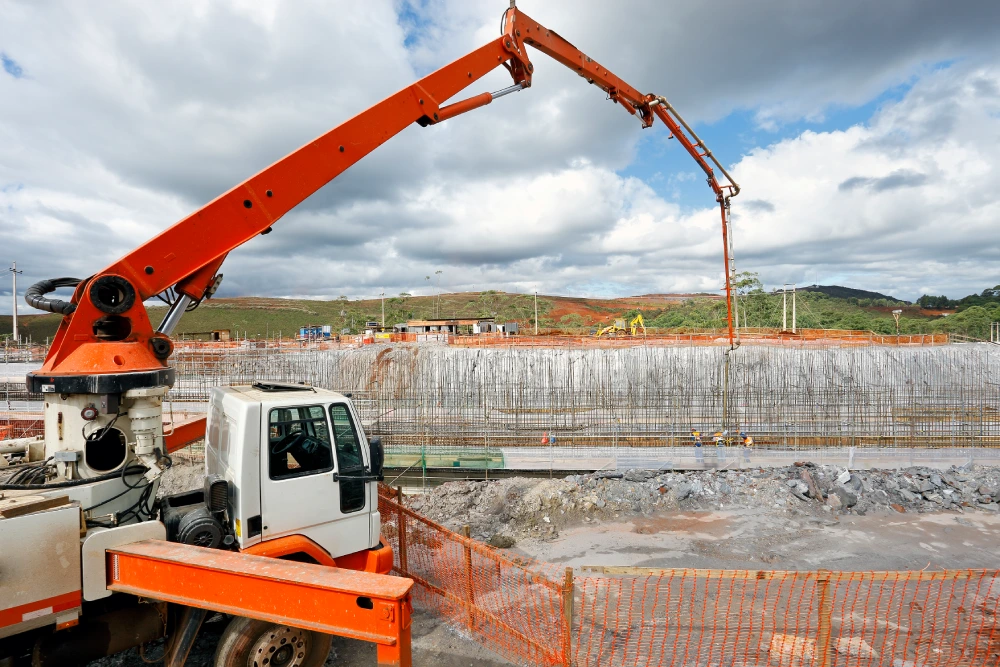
333 472 383 482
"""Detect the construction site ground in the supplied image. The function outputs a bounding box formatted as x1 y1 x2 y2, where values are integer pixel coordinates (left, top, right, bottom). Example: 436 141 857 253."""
406 464 1000 572
80 459 995 666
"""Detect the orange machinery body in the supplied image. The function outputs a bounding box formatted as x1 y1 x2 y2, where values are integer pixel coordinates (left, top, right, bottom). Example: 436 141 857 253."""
107 539 412 666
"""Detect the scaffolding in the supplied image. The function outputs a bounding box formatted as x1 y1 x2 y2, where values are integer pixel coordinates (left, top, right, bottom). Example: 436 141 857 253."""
164 342 1000 450
3 341 997 453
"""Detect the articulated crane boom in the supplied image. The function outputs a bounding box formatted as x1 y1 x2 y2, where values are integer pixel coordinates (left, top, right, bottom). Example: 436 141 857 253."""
28 4 740 415
5 5 740 666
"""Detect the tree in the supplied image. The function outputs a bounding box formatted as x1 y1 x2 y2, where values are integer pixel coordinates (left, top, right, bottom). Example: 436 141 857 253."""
477 290 502 318
732 271 777 327
558 313 586 329
733 271 764 296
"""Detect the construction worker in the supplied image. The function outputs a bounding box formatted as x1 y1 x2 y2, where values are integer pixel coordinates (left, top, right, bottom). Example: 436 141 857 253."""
691 428 703 463
715 430 727 463
541 432 549 445
741 431 753 464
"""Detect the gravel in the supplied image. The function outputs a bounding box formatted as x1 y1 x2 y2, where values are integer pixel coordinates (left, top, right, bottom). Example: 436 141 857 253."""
405 463 1000 547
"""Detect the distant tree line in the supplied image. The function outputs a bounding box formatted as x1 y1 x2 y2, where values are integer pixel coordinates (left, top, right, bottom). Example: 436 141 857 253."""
613 273 1000 340
916 285 1000 311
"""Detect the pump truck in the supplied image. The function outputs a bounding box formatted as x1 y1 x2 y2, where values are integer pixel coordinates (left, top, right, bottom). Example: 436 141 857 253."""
0 3 738 665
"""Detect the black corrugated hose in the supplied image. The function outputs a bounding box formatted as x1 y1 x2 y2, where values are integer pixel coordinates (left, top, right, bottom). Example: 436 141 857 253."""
24 277 82 314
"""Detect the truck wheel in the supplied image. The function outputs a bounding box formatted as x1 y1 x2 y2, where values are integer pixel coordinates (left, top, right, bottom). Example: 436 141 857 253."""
214 616 332 667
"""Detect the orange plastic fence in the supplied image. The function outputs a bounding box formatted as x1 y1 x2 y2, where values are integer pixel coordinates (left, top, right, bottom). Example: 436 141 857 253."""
379 487 1000 667
574 568 1000 667
378 486 571 665
0 415 43 440
448 331 950 349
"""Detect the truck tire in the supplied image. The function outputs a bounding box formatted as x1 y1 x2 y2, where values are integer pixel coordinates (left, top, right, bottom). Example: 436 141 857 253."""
214 616 332 667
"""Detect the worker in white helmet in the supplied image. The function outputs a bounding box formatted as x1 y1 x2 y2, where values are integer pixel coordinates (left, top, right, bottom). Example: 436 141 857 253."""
741 431 753 464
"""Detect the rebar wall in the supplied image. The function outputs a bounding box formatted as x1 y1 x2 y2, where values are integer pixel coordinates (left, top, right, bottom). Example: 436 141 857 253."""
168 343 1000 449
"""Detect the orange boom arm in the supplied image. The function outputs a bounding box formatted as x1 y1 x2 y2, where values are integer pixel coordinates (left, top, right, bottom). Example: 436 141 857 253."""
30 4 739 388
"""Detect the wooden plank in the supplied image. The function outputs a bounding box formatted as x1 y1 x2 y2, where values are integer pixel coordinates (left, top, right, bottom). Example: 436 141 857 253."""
0 495 69 519
561 567 574 667
815 570 832 667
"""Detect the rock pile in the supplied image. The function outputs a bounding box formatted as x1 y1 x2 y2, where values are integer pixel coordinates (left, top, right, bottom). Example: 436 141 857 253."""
404 463 1000 547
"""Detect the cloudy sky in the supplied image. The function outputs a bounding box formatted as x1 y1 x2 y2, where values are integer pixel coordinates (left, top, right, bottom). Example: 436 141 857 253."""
2 0 999 314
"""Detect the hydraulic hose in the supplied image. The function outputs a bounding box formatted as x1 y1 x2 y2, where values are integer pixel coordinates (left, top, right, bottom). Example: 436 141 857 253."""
24 277 82 315
0 465 147 490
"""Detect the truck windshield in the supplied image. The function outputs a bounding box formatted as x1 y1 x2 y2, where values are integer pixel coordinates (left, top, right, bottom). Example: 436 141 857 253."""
267 405 333 480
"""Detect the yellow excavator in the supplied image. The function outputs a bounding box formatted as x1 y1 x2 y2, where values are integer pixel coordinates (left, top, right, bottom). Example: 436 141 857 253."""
596 313 646 337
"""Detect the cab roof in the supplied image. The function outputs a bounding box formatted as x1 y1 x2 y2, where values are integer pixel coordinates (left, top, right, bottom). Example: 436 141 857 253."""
219 383 351 405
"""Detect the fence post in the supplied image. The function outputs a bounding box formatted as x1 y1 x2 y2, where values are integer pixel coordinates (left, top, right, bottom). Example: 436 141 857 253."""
816 570 832 667
462 525 475 632
562 567 574 667
396 486 408 576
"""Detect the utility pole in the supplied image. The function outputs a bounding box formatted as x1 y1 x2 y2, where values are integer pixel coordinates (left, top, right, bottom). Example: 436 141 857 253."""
533 289 539 335
792 284 796 334
782 284 788 331
380 289 385 327
9 262 22 343
782 283 797 333
434 270 442 318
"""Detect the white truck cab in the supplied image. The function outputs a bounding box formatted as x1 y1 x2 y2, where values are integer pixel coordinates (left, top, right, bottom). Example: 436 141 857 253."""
1 382 389 665
199 382 384 559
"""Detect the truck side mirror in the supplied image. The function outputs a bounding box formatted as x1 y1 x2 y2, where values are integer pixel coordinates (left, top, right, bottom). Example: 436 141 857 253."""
369 436 384 480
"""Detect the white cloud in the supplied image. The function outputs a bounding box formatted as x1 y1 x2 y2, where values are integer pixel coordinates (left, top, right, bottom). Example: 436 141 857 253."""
1 0 999 317
729 65 1000 298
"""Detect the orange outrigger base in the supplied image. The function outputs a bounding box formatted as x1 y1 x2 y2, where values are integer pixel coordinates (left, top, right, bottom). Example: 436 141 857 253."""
107 540 413 666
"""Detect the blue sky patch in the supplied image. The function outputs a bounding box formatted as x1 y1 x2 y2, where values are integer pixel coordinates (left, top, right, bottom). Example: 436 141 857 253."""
396 1 429 50
1 52 24 79
618 74 924 210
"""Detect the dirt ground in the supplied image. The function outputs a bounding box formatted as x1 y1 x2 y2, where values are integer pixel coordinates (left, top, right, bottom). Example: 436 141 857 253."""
514 507 1000 571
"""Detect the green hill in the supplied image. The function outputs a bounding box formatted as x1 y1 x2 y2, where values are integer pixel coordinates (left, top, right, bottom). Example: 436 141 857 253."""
798 285 907 304
2 282 998 342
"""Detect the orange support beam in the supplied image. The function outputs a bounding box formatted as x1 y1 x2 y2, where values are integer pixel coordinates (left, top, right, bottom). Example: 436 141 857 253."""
163 415 207 453
107 540 412 666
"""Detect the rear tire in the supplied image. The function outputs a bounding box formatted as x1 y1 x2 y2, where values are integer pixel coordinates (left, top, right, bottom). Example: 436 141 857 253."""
214 616 332 667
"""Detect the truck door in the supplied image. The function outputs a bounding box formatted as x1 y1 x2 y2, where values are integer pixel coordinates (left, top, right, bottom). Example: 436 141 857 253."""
328 403 369 520
259 404 371 559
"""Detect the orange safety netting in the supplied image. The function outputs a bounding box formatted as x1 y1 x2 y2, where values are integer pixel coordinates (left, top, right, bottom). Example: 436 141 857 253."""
379 486 571 665
0 413 43 440
380 487 1000 667
574 568 1000 667
447 330 950 349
